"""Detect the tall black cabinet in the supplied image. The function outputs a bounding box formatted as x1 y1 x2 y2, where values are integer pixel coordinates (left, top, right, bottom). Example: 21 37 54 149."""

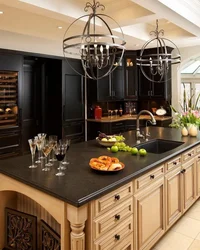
62 59 85 143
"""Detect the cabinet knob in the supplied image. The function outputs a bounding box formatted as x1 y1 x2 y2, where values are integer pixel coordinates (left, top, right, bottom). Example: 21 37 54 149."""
181 169 186 174
115 194 120 200
150 174 155 179
115 234 120 240
198 156 200 159
188 153 192 156
173 161 177 165
115 214 121 220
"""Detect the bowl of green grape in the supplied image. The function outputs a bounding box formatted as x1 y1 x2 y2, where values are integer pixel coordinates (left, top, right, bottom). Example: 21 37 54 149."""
96 132 125 147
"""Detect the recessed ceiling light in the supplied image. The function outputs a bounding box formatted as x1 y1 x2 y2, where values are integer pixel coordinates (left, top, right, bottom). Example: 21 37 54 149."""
0 11 4 14
57 26 63 29
135 44 139 47
166 21 170 24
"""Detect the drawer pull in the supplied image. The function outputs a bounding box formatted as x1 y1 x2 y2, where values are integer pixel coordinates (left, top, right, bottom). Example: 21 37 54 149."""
173 161 177 165
198 156 200 159
115 214 121 220
188 153 192 156
114 194 120 200
115 234 120 240
181 169 186 174
150 174 155 179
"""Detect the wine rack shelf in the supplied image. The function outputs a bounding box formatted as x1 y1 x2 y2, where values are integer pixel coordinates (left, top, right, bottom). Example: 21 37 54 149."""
0 71 18 128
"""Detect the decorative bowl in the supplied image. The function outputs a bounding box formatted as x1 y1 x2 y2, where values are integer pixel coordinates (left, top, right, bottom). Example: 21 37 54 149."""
96 137 125 147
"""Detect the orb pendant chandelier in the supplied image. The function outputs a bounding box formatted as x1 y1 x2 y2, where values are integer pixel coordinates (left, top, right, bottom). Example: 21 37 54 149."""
136 19 181 83
63 0 126 80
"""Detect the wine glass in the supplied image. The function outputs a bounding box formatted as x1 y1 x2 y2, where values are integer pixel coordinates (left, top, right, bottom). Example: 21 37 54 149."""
55 144 66 176
114 109 118 118
49 135 58 162
59 138 70 166
38 133 47 159
42 140 53 171
28 138 37 168
35 136 42 164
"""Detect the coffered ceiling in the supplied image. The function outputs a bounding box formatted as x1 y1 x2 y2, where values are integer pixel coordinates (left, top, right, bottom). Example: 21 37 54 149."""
0 0 200 56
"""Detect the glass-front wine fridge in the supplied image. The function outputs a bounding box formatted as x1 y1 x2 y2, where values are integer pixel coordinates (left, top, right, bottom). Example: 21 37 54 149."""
0 71 18 128
0 70 20 158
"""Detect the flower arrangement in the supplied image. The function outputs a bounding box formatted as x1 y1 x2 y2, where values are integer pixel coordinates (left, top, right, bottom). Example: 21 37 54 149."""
170 84 200 129
170 108 200 128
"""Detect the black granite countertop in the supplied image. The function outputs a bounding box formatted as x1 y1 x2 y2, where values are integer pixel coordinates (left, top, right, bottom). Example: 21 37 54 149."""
0 127 199 207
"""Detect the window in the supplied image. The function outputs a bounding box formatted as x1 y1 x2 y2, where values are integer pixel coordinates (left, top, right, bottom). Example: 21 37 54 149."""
180 82 191 110
194 83 200 109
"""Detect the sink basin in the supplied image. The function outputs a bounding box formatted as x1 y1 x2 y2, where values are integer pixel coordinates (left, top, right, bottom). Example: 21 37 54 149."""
135 139 184 154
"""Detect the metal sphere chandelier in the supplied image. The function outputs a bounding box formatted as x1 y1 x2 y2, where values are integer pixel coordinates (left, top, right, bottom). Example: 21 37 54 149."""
136 19 181 82
63 0 126 80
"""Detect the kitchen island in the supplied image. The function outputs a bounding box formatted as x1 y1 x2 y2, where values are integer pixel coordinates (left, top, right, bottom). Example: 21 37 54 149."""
0 127 200 250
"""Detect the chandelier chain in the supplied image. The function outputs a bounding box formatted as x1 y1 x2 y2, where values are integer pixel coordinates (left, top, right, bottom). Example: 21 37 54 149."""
150 19 164 38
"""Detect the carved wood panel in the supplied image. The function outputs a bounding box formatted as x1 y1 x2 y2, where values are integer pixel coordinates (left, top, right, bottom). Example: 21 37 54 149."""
5 207 37 250
40 220 60 250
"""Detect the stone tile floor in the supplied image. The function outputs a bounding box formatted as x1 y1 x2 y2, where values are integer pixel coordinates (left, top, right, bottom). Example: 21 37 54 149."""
152 199 200 250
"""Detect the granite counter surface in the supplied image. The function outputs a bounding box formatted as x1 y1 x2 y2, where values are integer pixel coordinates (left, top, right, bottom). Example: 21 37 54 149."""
87 115 172 123
0 127 199 207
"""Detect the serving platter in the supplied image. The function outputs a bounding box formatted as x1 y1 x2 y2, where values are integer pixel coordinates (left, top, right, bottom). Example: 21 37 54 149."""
89 162 125 172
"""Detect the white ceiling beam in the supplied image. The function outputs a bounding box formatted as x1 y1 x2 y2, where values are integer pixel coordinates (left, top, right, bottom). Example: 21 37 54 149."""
130 0 200 37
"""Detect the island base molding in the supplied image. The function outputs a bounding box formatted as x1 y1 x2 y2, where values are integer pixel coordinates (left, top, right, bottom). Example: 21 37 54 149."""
0 174 88 250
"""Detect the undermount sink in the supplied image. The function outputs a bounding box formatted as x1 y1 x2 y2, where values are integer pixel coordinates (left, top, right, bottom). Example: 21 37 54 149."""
135 139 184 154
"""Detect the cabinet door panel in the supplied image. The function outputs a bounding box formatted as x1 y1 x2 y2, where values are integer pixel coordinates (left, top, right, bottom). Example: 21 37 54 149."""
97 67 111 101
138 67 151 98
152 81 165 97
112 67 124 100
165 167 182 229
63 74 84 121
125 68 137 99
135 179 165 250
196 155 200 198
182 159 196 212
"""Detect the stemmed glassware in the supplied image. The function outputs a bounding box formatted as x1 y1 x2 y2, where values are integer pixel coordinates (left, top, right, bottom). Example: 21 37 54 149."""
49 135 58 162
60 138 71 166
38 133 47 159
28 138 37 168
55 144 66 176
114 109 118 118
35 136 43 164
42 140 53 171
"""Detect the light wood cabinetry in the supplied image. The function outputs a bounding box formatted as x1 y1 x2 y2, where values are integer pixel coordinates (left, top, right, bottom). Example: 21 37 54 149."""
196 154 200 198
134 165 164 192
88 182 134 250
182 158 196 212
134 174 165 250
165 153 196 231
165 165 182 230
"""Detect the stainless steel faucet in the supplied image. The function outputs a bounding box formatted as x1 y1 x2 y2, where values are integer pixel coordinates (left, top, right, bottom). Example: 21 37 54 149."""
136 110 156 143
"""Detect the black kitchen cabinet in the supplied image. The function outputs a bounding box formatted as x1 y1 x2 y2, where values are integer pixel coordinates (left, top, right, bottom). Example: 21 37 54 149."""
137 48 171 101
124 51 138 100
62 59 85 143
87 62 124 102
